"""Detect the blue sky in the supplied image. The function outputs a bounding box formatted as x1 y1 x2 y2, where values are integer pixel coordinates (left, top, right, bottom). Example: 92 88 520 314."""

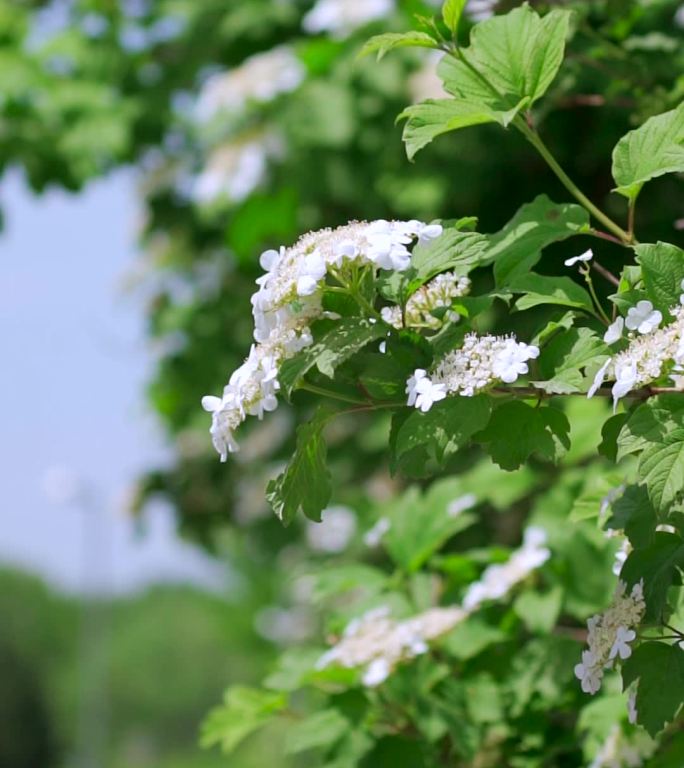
0 170 226 594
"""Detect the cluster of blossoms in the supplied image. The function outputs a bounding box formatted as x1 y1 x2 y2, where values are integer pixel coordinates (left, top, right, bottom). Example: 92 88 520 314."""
303 0 394 36
462 527 551 609
317 527 549 686
195 46 304 121
202 219 442 459
381 272 471 331
406 333 539 411
574 580 646 695
589 288 684 408
589 724 655 768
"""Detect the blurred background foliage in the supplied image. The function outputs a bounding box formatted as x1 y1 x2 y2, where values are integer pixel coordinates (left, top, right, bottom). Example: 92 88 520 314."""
2 0 684 765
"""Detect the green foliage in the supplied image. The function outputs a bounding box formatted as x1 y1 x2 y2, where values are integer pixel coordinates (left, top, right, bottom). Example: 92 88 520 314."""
201 687 287 753
359 32 438 61
612 102 684 201
637 241 684 314
266 408 332 524
622 642 684 736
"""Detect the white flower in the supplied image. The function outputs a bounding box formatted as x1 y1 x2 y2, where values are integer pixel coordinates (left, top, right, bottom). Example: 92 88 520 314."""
406 369 446 411
491 339 539 383
406 220 443 244
625 300 662 334
364 517 391 547
362 658 391 686
609 626 636 660
612 360 638 409
604 316 624 344
296 251 327 296
587 358 610 398
564 248 593 267
575 650 603 695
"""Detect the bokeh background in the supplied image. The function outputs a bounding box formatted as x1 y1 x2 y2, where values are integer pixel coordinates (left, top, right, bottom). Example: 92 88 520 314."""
2 0 683 766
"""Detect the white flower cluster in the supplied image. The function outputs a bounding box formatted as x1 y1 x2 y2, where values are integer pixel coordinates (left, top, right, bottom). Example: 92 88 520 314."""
462 527 551 609
195 46 305 121
318 527 549 686
574 580 645 695
202 219 442 459
589 289 684 408
192 133 282 204
589 724 655 768
406 333 539 410
381 271 471 331
303 0 394 37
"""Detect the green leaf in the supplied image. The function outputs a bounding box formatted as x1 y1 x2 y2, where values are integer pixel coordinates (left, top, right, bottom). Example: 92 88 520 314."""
612 102 684 201
359 31 439 61
400 98 511 160
513 586 563 633
639 429 684 514
279 317 388 396
477 401 570 470
598 412 628 462
617 395 684 460
200 686 287 754
509 273 595 314
383 478 477 571
621 532 684 621
484 195 590 286
534 327 608 394
636 241 684 314
441 617 507 660
442 0 467 35
622 642 684 736
607 484 656 550
266 408 332 525
285 710 350 755
393 395 492 473
408 227 488 287
438 6 572 111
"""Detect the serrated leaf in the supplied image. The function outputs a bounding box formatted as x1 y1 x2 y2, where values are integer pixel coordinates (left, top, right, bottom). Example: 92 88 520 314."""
201 686 287 754
285 710 350 755
408 227 488 287
483 195 590 286
279 317 388 396
266 409 332 525
442 0 467 34
509 273 595 314
399 98 516 160
617 395 684 460
359 31 439 61
636 241 684 315
612 102 684 201
621 532 684 621
394 395 492 472
438 6 572 111
534 327 608 394
622 642 684 736
477 401 570 470
639 429 684 514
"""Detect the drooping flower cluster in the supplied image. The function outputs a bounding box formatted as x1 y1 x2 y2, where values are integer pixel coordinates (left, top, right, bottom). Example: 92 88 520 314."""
589 290 684 408
574 580 646 695
462 526 551 610
303 0 394 37
406 332 539 410
202 220 442 458
316 604 468 686
589 724 655 768
381 271 471 331
195 46 305 121
317 527 550 686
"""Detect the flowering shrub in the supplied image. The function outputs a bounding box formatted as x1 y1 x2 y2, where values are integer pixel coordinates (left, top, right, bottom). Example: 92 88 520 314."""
200 2 684 764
